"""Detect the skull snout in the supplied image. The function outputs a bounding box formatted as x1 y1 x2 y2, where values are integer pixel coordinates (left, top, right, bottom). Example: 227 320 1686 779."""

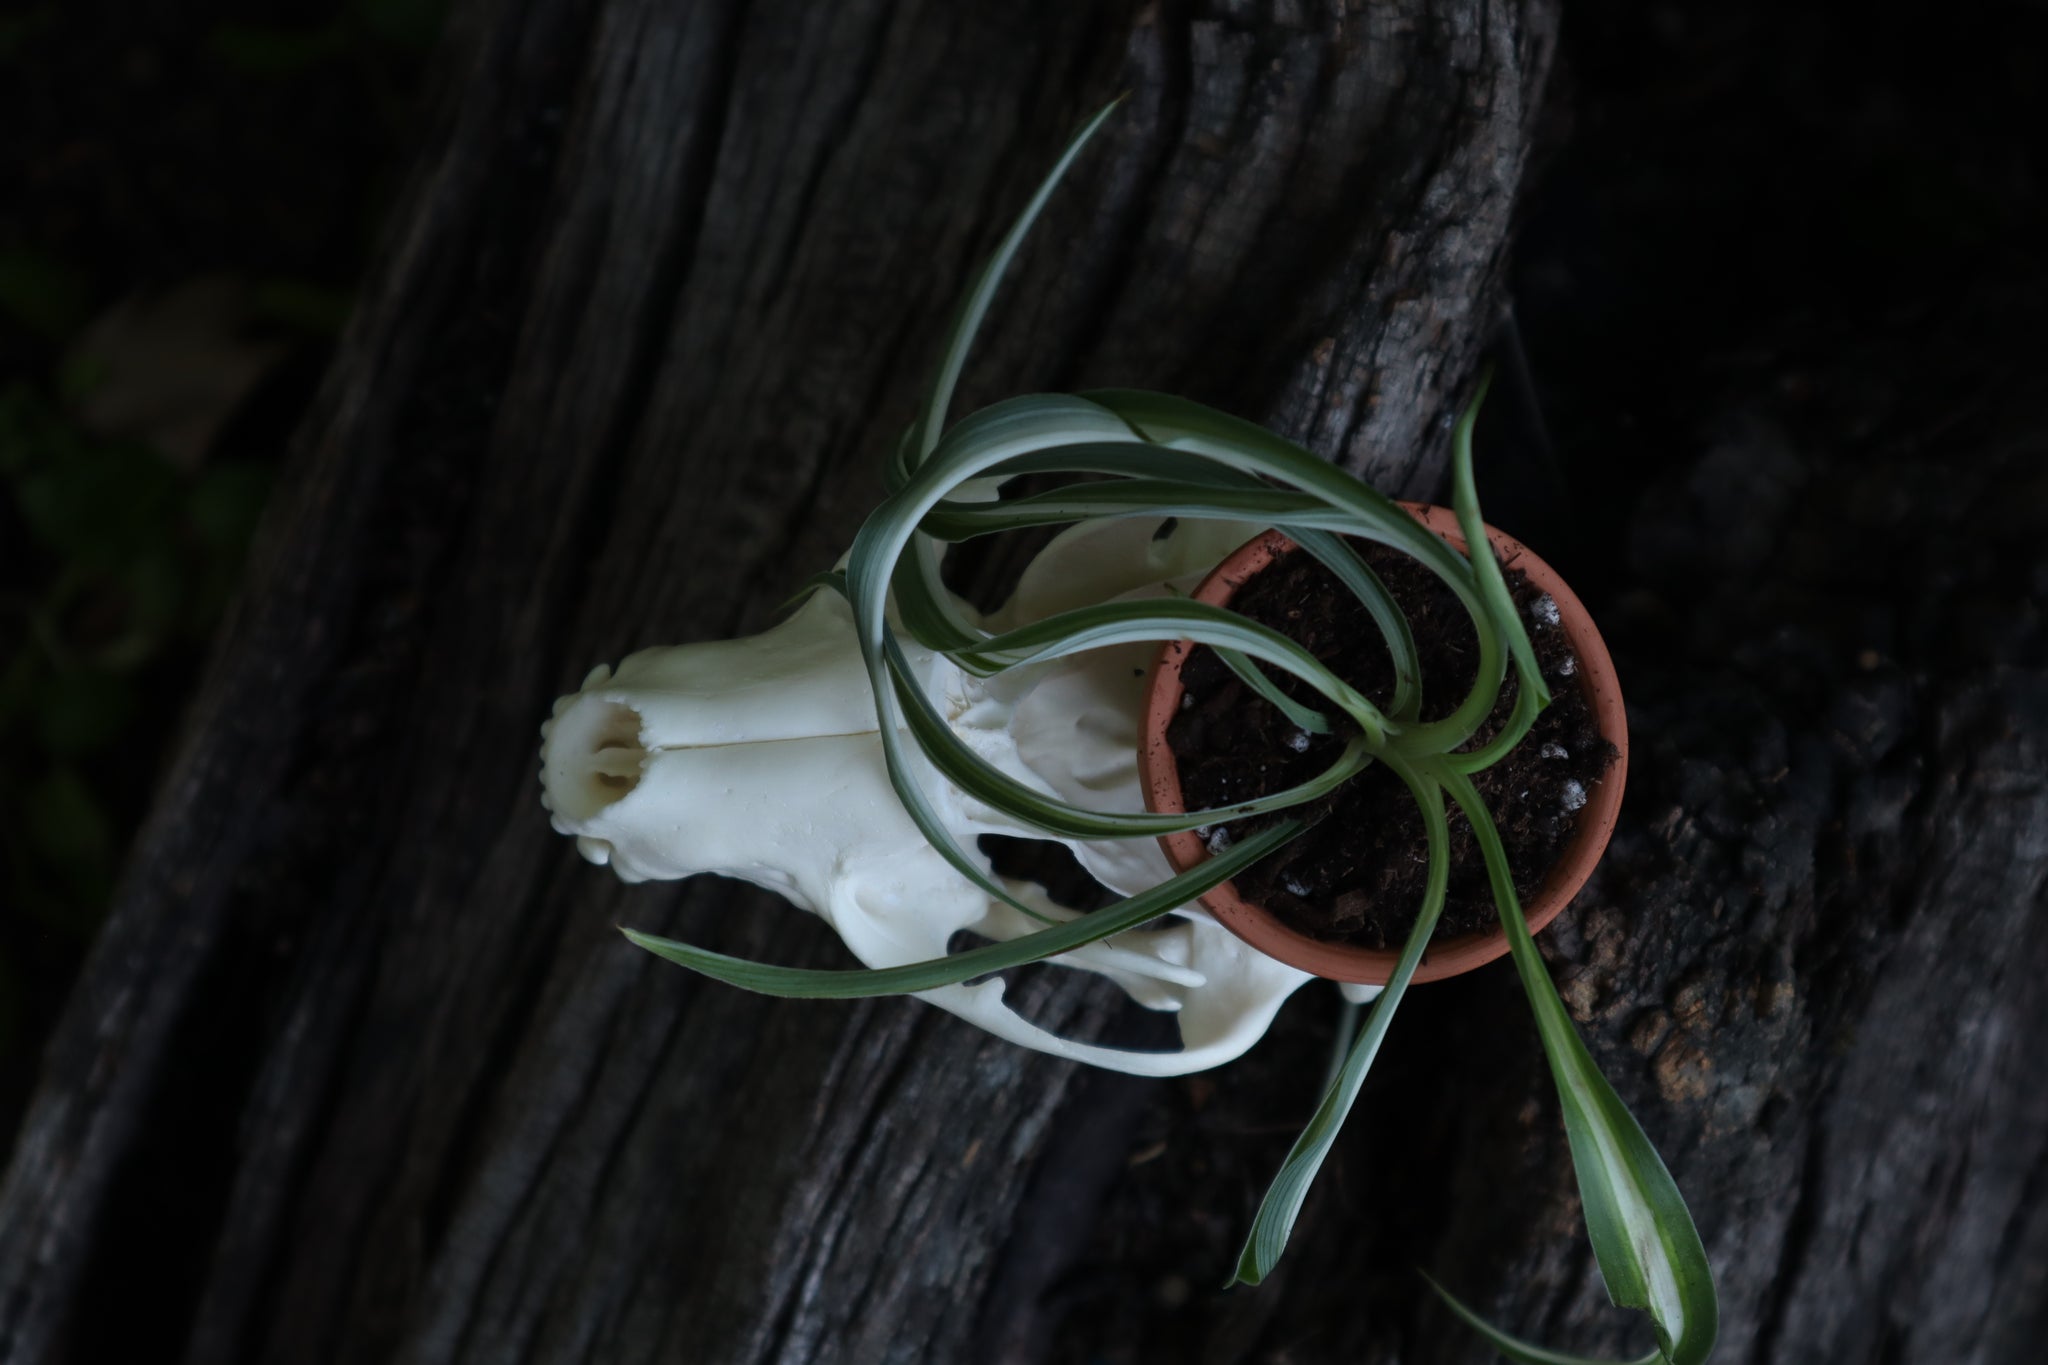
540 693 649 828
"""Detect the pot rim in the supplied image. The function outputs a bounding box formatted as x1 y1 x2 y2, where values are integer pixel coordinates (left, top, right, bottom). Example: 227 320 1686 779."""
1136 503 1628 985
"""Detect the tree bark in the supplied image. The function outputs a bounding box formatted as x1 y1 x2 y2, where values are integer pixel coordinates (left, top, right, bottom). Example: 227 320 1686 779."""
7 1 2045 1364
1035 296 2048 1362
0 3 1558 1362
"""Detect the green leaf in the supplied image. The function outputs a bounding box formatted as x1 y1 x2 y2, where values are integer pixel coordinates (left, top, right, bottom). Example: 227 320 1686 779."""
1440 769 1718 1365
0 7 58 65
356 0 447 52
873 389 1496 759
844 400 1218 925
841 380 1530 979
798 570 1365 952
854 393 1141 654
623 814 1306 998
948 596 1386 739
1444 661 1542 774
1079 389 1467 582
0 648 38 729
1079 388 1510 752
1422 1274 1663 1365
866 631 1058 924
0 247 91 339
887 98 1126 653
13 436 180 566
1233 757 1450 1285
1449 368 1550 711
902 99 1124 473
1211 644 1332 735
920 478 1330 538
0 947 19 1060
187 462 273 550
1283 528 1422 721
26 766 112 866
777 568 849 615
35 669 134 755
251 277 354 335
916 477 1443 721
888 532 987 653
886 633 1371 840
206 21 348 75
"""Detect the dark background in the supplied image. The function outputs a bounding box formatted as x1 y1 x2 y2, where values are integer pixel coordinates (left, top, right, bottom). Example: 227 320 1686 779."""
1 0 2043 1357
1 0 443 1141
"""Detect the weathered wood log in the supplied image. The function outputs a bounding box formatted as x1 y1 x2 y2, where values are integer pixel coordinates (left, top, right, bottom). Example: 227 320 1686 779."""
0 2 1562 1362
12 0 2044 1360
1033 300 2048 1363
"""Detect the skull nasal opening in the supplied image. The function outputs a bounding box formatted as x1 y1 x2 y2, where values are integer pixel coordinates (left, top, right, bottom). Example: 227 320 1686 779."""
543 698 650 824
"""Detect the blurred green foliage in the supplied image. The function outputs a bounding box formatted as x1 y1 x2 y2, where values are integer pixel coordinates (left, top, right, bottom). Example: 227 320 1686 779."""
0 249 90 341
0 0 441 1122
209 0 446 75
0 380 273 926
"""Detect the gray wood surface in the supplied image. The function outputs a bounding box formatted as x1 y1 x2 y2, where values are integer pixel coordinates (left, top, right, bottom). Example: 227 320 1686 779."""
6 1 2044 1363
0 2 1560 1361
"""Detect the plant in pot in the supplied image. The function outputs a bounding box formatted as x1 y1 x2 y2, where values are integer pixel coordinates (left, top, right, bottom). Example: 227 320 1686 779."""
1140 504 1627 990
536 105 1716 1365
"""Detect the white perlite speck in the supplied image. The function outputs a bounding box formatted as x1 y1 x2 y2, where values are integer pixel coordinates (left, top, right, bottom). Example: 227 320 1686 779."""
1281 872 1313 897
1203 826 1235 853
1561 779 1588 812
1540 742 1569 760
1556 654 1577 677
1530 593 1561 627
1286 728 1311 752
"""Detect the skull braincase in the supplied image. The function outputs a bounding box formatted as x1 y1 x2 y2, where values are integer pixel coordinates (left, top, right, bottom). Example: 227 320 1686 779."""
538 515 1365 1076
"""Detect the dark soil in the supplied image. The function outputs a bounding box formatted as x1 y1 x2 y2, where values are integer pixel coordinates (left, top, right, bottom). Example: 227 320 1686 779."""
1165 540 1616 948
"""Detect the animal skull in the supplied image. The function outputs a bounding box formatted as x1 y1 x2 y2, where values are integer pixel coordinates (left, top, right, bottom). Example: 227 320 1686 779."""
539 514 1374 1075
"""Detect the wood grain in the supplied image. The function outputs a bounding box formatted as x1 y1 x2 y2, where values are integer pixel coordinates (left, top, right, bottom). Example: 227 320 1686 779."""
0 2 1560 1361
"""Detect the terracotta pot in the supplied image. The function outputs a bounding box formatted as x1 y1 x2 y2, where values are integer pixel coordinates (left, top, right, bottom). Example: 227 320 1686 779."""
1137 504 1627 985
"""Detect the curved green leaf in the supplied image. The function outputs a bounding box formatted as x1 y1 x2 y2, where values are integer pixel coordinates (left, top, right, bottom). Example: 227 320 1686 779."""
1211 644 1332 735
1080 388 1510 752
886 633 1373 840
1233 756 1450 1286
1443 662 1542 774
1439 769 1718 1365
623 813 1304 999
1284 527 1422 721
901 98 1124 474
948 596 1388 739
1448 368 1550 712
1422 1274 1663 1365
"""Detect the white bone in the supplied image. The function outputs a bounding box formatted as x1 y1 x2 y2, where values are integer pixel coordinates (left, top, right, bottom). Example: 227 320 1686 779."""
538 516 1374 1075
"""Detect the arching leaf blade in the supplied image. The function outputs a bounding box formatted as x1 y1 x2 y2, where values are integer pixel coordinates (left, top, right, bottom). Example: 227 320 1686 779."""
1081 388 1508 750
1420 1274 1663 1365
622 814 1304 999
948 596 1387 738
1442 666 1542 774
1233 760 1450 1286
889 633 1372 839
1211 644 1332 735
1448 368 1550 710
1283 527 1422 720
1439 769 1718 1365
905 98 1125 468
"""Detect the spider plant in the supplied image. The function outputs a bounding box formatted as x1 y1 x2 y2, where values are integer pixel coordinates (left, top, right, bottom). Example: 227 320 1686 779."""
623 103 1717 1365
